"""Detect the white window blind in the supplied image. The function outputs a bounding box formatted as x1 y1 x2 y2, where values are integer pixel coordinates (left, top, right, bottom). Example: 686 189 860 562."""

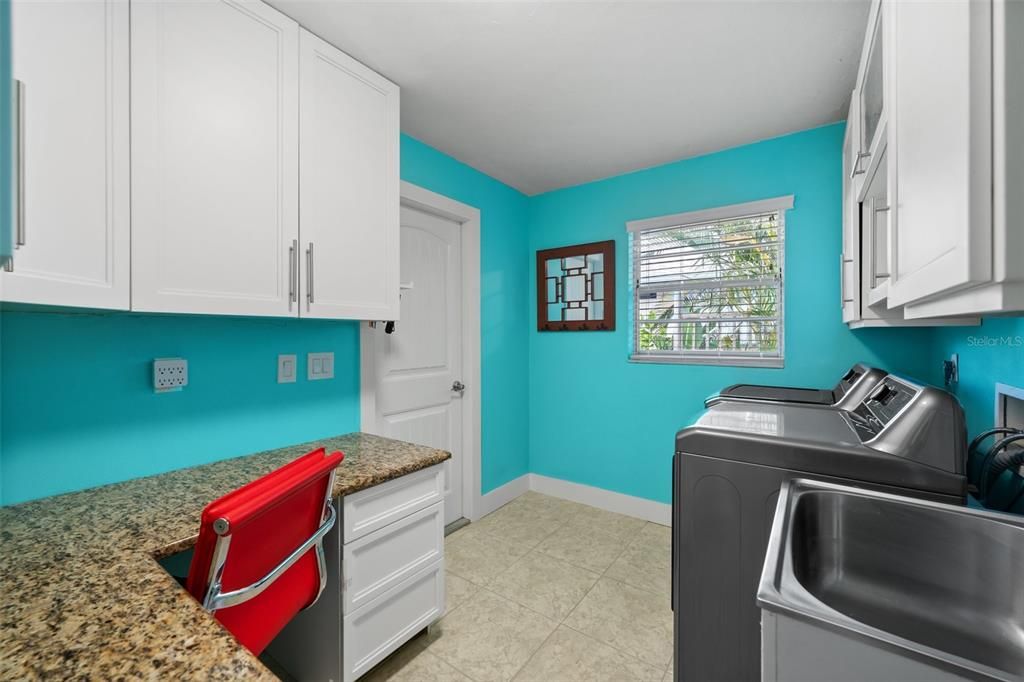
628 196 792 367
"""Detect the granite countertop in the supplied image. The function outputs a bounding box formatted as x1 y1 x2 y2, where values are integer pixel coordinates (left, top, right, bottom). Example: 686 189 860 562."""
0 433 450 679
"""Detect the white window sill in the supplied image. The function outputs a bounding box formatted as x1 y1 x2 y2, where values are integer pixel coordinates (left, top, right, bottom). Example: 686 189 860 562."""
629 354 784 368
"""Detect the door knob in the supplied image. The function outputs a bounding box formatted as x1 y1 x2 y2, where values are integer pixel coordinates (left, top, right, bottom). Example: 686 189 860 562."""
452 381 466 394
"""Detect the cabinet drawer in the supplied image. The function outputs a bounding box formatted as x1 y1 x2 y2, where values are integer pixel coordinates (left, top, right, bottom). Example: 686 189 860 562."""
342 463 444 542
343 502 444 614
343 559 444 682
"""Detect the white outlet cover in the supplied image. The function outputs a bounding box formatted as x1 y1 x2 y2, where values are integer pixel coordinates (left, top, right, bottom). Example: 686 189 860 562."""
278 354 297 384
308 352 334 380
154 358 188 393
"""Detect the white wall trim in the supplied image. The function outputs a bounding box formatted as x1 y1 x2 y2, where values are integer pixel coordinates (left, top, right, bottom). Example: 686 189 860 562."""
626 194 794 233
474 474 531 520
528 474 672 526
360 182 483 523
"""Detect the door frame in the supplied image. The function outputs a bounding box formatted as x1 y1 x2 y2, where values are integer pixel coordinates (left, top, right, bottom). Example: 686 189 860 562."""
359 181 482 522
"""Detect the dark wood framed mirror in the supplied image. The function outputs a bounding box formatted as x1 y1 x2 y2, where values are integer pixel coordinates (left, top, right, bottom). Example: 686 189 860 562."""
536 240 615 331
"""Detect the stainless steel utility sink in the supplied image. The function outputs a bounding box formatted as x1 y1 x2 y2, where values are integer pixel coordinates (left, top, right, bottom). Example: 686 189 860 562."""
758 479 1024 682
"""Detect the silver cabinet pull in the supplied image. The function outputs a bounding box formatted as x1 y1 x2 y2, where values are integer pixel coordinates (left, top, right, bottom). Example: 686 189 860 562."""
840 252 855 305
306 242 314 308
4 80 25 273
849 151 869 179
15 80 26 248
288 239 297 310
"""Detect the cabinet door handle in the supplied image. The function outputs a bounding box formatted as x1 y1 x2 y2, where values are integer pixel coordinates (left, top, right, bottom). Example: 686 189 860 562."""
849 151 870 179
4 81 25 273
841 252 855 305
306 242 314 308
15 80 26 248
288 239 297 310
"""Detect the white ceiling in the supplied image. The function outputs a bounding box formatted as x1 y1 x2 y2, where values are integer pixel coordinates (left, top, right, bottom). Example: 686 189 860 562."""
270 1 870 195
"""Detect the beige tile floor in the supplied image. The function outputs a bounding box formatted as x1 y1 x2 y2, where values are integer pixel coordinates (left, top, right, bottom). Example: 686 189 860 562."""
363 492 674 682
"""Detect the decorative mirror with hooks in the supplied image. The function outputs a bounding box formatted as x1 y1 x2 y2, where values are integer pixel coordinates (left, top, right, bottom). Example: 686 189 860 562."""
536 240 615 331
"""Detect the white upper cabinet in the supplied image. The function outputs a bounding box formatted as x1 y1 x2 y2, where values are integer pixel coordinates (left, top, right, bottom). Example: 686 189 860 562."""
886 0 993 309
131 0 300 317
856 3 885 187
840 93 860 325
2 0 130 309
839 0 978 329
298 29 400 321
901 0 1024 318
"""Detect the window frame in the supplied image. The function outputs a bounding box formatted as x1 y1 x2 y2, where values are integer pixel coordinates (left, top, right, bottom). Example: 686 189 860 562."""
626 195 793 368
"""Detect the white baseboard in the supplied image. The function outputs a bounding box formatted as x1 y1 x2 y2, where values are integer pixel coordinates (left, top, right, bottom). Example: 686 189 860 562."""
472 473 530 521
529 474 672 526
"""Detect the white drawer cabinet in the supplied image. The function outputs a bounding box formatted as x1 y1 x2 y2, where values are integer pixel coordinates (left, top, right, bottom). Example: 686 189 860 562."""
130 0 300 317
343 559 445 682
343 463 445 542
342 502 444 614
266 465 447 682
2 0 130 309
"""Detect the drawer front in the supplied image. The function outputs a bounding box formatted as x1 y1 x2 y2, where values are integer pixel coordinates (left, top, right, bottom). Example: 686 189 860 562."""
343 502 444 614
343 463 445 542
343 559 444 682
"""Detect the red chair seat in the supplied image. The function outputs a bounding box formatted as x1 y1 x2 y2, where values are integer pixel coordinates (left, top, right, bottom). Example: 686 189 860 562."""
186 447 343 654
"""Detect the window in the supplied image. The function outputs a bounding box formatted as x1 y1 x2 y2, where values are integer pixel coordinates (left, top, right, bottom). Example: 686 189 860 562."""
627 196 793 367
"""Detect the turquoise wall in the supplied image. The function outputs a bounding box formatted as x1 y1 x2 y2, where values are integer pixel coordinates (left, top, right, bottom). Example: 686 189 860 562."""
934 317 1024 438
527 123 938 504
1 314 361 504
0 134 529 505
935 317 1024 513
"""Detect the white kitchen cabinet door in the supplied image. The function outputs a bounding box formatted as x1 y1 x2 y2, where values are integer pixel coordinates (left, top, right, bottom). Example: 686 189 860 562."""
886 0 993 308
2 0 129 309
131 0 300 316
299 29 400 321
840 93 860 324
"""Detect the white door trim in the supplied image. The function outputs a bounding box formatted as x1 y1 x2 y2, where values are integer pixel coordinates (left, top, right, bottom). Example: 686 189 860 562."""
360 181 483 522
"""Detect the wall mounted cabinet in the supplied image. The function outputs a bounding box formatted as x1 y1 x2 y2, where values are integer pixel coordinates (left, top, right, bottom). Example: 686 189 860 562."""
299 29 400 321
1 0 130 310
4 0 400 322
840 0 1015 327
885 0 993 310
131 0 300 317
896 0 1024 318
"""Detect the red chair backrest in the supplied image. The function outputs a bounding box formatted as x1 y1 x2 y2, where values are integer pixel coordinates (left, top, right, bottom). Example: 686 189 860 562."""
186 447 343 654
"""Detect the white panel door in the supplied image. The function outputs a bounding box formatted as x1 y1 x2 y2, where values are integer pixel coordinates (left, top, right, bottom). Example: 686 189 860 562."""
299 29 399 320
886 0 992 307
131 0 299 316
367 206 463 525
2 0 129 309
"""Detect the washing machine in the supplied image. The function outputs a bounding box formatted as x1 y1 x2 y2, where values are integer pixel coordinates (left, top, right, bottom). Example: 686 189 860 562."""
672 374 967 682
704 362 887 409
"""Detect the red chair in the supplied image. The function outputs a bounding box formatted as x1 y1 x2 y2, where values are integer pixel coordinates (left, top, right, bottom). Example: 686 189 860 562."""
186 447 343 654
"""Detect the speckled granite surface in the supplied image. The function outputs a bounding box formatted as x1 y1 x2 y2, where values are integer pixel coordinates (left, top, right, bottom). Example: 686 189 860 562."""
0 433 450 679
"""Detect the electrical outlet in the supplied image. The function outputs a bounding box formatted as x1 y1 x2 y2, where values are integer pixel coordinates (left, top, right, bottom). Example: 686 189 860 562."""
308 352 334 380
278 354 297 383
154 358 188 393
943 353 959 387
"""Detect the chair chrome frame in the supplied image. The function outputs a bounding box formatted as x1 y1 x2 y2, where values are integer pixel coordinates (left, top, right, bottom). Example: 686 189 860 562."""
202 470 338 613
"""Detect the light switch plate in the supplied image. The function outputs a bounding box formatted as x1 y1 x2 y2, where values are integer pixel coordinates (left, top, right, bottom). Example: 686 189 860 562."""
154 358 188 393
308 352 334 380
278 354 297 383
